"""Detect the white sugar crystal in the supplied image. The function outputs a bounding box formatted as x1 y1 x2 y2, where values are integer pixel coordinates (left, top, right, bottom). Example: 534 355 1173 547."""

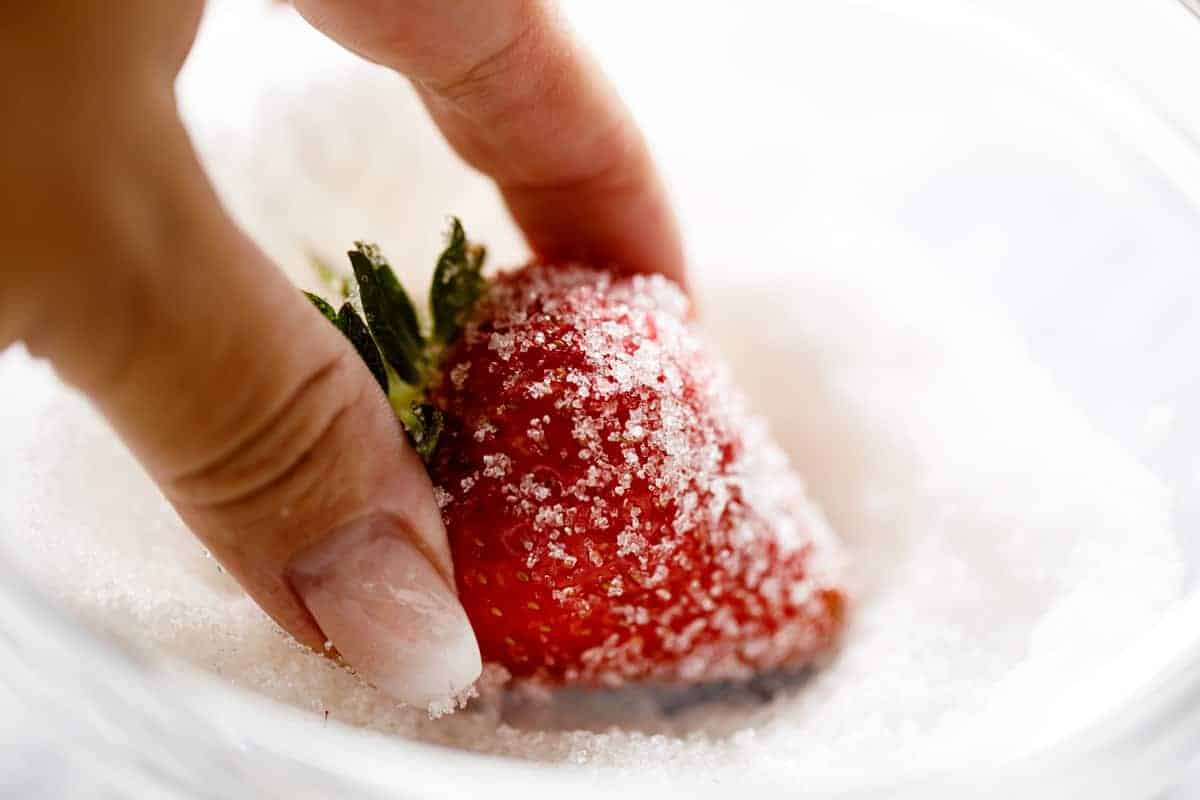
0 246 1184 783
487 332 517 361
449 362 471 390
427 682 479 720
432 487 453 509
527 379 553 399
0 151 1188 791
481 453 511 479
547 542 578 568
472 420 497 443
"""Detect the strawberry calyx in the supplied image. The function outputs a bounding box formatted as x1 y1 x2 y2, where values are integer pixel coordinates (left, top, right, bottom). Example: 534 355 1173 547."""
303 217 486 460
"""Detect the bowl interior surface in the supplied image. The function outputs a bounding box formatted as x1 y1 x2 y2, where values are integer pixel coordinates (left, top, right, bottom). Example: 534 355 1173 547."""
5 0 1200 797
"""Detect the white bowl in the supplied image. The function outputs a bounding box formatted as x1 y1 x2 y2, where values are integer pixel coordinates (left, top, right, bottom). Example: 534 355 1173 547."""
3 1 1200 797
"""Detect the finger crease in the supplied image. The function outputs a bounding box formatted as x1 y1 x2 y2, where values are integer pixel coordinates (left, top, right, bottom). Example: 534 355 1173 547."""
168 351 351 506
190 398 354 514
422 18 538 104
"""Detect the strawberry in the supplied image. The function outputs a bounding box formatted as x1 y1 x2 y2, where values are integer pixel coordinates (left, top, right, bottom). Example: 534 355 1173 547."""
307 220 845 687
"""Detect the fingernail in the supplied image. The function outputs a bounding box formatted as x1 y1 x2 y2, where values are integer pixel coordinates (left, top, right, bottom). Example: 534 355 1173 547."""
287 514 481 710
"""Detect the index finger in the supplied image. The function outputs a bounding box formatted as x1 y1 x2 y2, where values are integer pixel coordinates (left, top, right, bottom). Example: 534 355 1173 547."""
293 0 687 286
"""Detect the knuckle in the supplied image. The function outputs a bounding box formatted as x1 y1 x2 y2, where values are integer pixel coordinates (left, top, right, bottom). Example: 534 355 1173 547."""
165 348 372 514
424 16 540 105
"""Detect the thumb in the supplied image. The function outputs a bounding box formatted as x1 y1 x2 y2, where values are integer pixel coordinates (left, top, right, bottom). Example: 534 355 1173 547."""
12 88 481 710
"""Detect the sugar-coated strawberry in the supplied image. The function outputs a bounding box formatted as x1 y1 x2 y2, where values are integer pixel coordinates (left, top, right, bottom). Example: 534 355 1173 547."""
307 220 845 688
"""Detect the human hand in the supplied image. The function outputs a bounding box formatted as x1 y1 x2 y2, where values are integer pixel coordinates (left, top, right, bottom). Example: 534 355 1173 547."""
0 1 683 708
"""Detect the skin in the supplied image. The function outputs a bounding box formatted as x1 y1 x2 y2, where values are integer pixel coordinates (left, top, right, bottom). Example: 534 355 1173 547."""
0 1 683 696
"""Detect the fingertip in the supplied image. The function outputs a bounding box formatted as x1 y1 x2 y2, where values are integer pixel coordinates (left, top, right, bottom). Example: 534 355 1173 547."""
296 0 689 290
504 167 689 290
287 513 482 710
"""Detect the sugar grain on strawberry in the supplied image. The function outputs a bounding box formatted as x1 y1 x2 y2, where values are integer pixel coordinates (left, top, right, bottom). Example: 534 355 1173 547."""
429 263 844 685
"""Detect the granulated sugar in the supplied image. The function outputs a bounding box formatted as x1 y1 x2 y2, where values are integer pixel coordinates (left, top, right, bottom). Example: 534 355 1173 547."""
0 1 1188 785
0 248 1183 780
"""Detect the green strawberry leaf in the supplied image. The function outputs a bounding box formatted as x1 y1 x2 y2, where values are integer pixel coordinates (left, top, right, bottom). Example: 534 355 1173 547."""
354 241 424 347
379 264 424 348
336 303 388 392
405 402 444 462
302 291 388 393
348 247 423 384
430 217 486 346
303 291 339 323
303 219 486 464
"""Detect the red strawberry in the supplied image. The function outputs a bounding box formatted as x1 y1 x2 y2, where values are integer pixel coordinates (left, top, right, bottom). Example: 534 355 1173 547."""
307 220 845 688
